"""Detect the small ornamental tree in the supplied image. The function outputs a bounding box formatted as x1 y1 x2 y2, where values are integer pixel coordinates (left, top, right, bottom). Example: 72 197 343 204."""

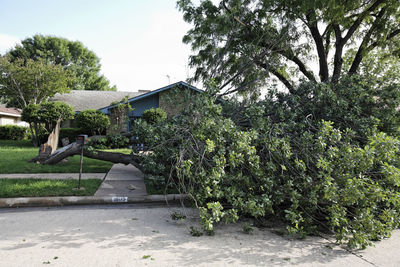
22 101 74 147
109 96 134 134
75 109 110 136
142 108 167 124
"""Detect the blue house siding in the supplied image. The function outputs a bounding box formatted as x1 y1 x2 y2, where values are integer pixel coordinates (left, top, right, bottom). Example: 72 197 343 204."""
98 81 203 132
128 93 159 117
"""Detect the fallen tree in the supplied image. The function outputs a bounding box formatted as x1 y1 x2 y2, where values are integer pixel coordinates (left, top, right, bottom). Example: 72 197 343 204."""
31 141 142 170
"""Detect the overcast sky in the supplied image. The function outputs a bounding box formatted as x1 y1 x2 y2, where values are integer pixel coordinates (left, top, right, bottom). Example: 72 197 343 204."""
0 0 196 92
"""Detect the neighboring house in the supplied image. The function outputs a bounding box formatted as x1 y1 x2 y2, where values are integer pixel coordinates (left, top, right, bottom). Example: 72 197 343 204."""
51 81 202 132
0 106 29 127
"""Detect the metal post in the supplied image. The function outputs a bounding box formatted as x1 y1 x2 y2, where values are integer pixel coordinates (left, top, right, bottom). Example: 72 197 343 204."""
78 145 84 189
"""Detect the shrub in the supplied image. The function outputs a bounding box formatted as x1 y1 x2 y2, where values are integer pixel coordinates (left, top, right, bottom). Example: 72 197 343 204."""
0 125 27 140
87 134 129 149
75 109 110 136
142 108 167 124
59 128 87 144
88 137 108 149
106 134 129 148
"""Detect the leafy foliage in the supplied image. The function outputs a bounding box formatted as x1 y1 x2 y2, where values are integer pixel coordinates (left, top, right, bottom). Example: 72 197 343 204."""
142 108 167 124
75 109 110 136
109 96 134 134
0 125 27 140
134 78 400 248
22 101 74 146
0 57 71 108
59 128 87 144
178 0 400 93
88 134 129 149
105 134 129 148
6 34 116 91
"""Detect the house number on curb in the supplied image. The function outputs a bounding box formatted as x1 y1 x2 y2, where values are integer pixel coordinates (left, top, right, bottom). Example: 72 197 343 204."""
112 196 128 202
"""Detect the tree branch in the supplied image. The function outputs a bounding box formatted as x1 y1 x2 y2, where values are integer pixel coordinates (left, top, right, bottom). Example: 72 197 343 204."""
348 7 388 75
255 60 295 93
279 50 316 82
342 0 386 43
306 11 329 82
222 0 315 87
332 24 344 83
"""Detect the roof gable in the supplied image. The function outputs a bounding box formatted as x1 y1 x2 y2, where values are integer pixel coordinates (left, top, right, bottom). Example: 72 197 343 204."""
99 81 202 112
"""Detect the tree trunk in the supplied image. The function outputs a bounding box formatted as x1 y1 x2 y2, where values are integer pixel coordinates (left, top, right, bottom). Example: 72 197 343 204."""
34 142 142 170
28 123 38 147
46 118 61 154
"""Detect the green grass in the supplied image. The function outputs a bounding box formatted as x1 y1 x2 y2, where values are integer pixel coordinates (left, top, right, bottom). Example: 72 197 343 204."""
0 140 113 173
0 178 102 198
99 148 133 154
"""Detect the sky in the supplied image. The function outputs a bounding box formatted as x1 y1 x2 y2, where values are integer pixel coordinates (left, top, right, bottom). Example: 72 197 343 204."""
0 0 196 92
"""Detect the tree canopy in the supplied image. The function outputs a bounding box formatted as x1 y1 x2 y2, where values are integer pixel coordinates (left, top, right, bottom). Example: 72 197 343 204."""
0 57 71 108
178 0 400 94
6 35 116 91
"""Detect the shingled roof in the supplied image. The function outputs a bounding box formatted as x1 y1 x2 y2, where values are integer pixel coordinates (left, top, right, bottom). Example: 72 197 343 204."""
50 90 144 112
0 106 22 117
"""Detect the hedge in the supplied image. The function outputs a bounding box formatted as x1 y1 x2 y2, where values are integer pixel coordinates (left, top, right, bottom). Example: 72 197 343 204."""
59 128 87 144
0 125 27 140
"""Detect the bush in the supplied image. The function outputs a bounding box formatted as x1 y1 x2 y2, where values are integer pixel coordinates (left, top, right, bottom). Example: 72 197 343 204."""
59 128 87 144
88 137 108 149
142 108 167 124
106 134 129 148
87 134 129 149
75 109 110 136
0 125 27 140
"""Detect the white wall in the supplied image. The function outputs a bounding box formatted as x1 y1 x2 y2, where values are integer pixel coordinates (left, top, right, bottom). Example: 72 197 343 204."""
0 115 29 127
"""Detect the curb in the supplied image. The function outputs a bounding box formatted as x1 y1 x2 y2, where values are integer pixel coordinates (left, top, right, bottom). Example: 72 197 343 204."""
0 194 188 208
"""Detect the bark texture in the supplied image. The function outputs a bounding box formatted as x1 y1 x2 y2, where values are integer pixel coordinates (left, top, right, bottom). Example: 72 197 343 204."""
31 142 142 170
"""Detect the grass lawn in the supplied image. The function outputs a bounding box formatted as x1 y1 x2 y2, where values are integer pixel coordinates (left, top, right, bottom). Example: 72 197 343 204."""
0 140 114 173
99 148 132 154
0 178 102 198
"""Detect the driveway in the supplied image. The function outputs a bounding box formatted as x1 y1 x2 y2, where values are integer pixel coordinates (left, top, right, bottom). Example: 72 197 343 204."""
0 205 398 266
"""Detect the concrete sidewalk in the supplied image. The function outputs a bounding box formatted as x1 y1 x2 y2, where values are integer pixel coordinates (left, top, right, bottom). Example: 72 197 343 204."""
94 164 148 197
0 164 156 208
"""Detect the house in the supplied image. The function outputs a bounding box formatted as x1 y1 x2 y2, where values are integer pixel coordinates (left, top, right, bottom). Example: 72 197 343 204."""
0 105 29 127
100 81 202 132
51 81 202 132
50 90 144 127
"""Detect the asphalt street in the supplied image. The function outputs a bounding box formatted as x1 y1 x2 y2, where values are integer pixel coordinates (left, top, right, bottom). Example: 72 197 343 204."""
0 205 398 267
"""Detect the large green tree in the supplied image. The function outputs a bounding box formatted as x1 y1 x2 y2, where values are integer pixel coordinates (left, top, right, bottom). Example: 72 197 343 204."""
6 35 116 91
178 0 400 94
0 57 71 108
